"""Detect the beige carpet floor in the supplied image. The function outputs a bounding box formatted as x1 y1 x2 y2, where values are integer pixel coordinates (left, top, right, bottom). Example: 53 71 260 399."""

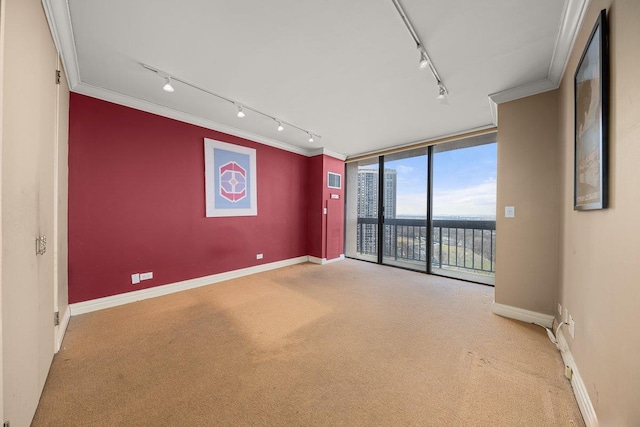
32 260 584 426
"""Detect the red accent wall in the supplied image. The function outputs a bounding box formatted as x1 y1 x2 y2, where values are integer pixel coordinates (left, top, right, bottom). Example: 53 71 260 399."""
323 156 345 260
306 155 324 258
306 155 345 260
68 94 323 303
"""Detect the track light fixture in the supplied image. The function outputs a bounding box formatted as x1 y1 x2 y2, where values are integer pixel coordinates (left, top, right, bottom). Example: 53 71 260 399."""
436 83 448 103
163 77 174 93
392 0 449 101
418 48 429 71
142 64 320 144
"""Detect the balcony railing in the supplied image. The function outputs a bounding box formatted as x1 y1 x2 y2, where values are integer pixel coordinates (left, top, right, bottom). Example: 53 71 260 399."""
356 218 496 276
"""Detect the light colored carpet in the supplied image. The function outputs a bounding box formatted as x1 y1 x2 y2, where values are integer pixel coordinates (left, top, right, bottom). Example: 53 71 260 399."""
32 260 584 426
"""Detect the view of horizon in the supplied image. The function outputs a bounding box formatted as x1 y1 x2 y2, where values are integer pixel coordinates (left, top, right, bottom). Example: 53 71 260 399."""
391 142 497 219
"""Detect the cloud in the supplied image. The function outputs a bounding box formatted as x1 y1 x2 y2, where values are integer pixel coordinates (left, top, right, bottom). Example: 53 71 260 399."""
432 180 496 217
395 165 414 174
394 180 496 217
396 193 428 216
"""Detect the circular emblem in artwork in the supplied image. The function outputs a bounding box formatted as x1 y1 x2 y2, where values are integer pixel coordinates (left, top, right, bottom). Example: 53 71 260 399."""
219 161 247 202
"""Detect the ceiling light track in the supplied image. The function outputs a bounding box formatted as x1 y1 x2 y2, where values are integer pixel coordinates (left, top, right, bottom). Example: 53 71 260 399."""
142 63 321 143
391 0 448 100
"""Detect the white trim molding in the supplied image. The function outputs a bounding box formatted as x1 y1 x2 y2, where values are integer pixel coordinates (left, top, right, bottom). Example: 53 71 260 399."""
54 306 71 353
41 2 349 161
557 329 599 427
41 0 80 89
308 254 345 265
488 97 498 126
489 0 589 105
72 82 348 159
492 302 554 328
73 82 315 157
489 78 557 105
548 0 590 86
308 148 347 161
70 256 309 316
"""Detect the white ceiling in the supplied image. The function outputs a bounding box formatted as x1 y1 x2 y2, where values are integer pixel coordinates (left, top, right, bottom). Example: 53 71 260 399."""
43 0 587 158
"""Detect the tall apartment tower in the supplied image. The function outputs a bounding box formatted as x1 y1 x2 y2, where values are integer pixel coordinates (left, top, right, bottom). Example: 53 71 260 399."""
356 168 397 253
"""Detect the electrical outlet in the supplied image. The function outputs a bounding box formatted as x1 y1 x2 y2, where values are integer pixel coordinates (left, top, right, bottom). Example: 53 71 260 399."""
569 315 575 339
131 273 140 285
558 303 562 316
140 272 153 281
256 253 263 260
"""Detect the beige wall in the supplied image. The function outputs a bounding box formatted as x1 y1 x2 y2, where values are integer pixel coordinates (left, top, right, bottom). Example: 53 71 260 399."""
0 0 6 421
557 0 640 424
1 0 68 426
498 0 640 424
495 89 561 315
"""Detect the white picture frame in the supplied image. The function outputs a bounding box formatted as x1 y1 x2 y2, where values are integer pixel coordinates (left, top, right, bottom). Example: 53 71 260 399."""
204 138 257 217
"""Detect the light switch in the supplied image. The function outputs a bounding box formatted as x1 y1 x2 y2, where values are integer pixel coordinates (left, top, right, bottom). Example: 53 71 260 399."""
131 273 140 285
505 206 515 218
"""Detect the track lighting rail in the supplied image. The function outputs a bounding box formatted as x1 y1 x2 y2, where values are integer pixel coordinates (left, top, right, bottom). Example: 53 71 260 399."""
391 0 448 99
142 63 321 142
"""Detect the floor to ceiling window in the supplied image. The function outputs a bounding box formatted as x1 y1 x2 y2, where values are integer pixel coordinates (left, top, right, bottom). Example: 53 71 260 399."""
345 133 497 285
431 136 497 285
345 158 379 263
381 148 428 272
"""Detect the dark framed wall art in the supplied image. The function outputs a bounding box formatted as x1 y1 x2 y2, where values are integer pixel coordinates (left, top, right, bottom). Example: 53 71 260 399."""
574 9 609 210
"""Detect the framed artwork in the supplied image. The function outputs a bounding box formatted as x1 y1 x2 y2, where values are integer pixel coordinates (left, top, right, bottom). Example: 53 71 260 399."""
204 138 257 217
574 9 608 210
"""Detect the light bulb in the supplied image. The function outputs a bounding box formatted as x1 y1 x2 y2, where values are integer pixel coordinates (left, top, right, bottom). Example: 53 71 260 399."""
237 106 245 118
437 84 448 104
163 77 174 92
308 134 314 143
277 122 284 132
418 50 429 71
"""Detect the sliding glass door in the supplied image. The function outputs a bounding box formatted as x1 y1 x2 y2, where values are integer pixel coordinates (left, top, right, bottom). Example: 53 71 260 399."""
345 159 380 263
431 137 497 285
346 133 496 285
381 149 428 272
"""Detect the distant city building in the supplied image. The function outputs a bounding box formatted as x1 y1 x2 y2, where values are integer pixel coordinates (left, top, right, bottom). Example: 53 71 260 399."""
356 168 397 254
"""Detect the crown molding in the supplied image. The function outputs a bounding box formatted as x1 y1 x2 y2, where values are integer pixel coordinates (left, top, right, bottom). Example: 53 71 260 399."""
489 0 589 105
73 82 320 157
489 78 557 105
42 0 80 89
548 0 590 86
43 0 587 152
42 0 346 159
488 97 498 126
308 148 347 161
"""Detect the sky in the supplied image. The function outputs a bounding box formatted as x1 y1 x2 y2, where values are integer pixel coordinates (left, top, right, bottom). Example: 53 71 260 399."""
387 143 497 219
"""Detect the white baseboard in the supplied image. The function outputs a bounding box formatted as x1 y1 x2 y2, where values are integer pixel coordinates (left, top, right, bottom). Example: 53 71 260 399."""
54 306 71 353
492 302 554 328
557 329 599 427
69 256 309 316
308 254 345 265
